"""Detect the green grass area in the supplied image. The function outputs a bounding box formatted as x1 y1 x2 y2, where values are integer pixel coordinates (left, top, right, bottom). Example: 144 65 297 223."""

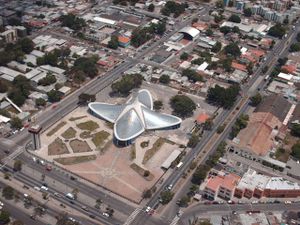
79 131 92 139
61 127 76 139
142 138 165 164
140 141 149 148
77 120 99 131
274 148 290 162
48 138 69 155
69 116 87 121
54 155 96 165
92 131 110 147
131 145 136 160
47 121 67 136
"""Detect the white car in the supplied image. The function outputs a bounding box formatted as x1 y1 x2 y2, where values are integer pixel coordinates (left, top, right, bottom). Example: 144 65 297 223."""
34 186 41 191
32 157 37 162
102 212 110 217
40 160 46 166
40 186 48 192
145 206 151 213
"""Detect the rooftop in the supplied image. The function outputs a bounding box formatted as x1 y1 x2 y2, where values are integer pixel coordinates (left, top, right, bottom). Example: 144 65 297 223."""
206 173 241 192
265 177 300 190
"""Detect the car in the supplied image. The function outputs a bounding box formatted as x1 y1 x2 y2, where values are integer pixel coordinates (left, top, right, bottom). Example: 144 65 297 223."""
81 206 89 211
40 160 46 166
102 212 110 217
89 214 96 219
145 206 151 213
54 192 61 197
40 186 48 192
66 193 75 200
0 201 4 207
232 211 237 215
34 186 41 191
285 201 292 204
167 184 173 190
32 157 37 162
251 201 258 204
68 217 76 222
45 165 52 171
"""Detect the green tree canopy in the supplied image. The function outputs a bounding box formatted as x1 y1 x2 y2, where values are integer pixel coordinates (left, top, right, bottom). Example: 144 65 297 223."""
161 1 186 17
36 98 47 107
148 3 155 12
78 93 96 105
250 93 262 106
2 186 14 200
224 43 241 57
268 24 286 38
291 123 300 137
73 56 98 78
10 117 23 130
244 8 252 17
160 190 174 204
18 37 34 54
228 14 241 23
291 142 300 160
289 42 300 52
182 69 204 83
170 95 196 118
180 52 189 60
13 160 22 172
111 74 143 96
153 100 163 111
60 13 86 31
47 90 62 103
0 210 10 224
211 41 222 53
191 164 210 185
108 35 119 49
220 26 231 34
206 84 240 109
38 73 57 86
159 74 170 84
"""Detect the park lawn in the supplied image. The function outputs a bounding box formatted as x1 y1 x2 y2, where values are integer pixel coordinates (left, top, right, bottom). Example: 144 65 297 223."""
92 131 110 147
54 155 96 165
77 120 99 131
61 127 76 139
142 138 165 164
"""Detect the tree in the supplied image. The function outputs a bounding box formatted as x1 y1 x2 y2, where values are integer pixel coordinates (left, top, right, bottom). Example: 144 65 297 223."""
191 165 210 185
215 0 224 8
220 26 231 35
8 90 26 106
161 1 186 18
244 8 252 17
47 90 62 103
203 119 213 130
170 95 196 118
153 100 163 111
268 24 286 38
182 69 204 83
180 52 189 60
78 93 95 105
206 84 240 109
73 57 98 78
2 186 14 200
159 74 170 84
187 134 199 148
12 75 31 97
291 142 300 160
289 42 300 52
228 14 241 23
60 14 86 31
0 210 10 224
36 98 47 107
38 73 57 86
211 41 222 53
230 114 249 139
111 74 143 95
148 3 155 12
206 29 213 36
108 35 119 49
291 123 300 137
160 190 174 204
56 212 81 225
224 43 241 57
10 117 23 130
13 160 22 172
250 93 262 106
232 26 240 34
142 189 152 198
178 195 190 207
18 38 34 54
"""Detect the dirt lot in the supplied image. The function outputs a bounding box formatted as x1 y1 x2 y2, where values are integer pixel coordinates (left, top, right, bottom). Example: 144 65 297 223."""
48 138 69 155
70 139 92 153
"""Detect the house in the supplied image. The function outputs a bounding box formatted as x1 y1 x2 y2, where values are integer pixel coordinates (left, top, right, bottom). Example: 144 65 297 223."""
118 36 131 47
231 62 247 72
203 172 241 200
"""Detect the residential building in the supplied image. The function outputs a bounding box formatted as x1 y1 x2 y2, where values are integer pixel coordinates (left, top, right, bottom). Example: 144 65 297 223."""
118 36 131 48
203 172 241 200
0 29 17 43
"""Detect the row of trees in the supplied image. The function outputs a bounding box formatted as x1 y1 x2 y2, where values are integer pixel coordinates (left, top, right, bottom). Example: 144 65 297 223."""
229 114 249 139
36 48 71 68
111 73 143 96
182 69 204 83
160 1 187 18
191 142 227 185
268 24 286 38
59 14 86 31
0 38 34 66
206 84 240 109
131 22 166 47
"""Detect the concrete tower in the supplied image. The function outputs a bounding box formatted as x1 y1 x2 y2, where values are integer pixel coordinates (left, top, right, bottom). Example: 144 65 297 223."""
28 125 42 150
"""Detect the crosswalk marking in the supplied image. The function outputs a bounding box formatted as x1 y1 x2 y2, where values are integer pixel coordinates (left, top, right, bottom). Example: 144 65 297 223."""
170 216 180 225
123 208 142 225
